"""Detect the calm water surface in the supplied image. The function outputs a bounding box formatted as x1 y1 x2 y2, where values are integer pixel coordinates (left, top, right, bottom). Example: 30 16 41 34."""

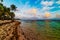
20 20 60 40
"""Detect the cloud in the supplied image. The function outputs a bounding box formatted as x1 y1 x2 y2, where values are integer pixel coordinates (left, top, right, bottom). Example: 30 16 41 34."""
15 0 56 19
42 6 54 11
15 6 56 19
56 0 60 4
40 1 54 11
41 1 54 6
54 10 60 18
14 1 38 19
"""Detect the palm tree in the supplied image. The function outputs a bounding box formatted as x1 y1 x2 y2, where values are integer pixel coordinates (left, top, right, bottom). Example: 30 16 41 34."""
3 5 16 20
10 4 17 20
0 0 16 20
1 0 3 2
7 8 10 12
3 7 11 19
10 4 17 11
0 3 3 6
9 12 15 19
0 0 3 3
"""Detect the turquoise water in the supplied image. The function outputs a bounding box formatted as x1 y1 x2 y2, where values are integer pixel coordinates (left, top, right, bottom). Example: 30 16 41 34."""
21 20 60 40
21 20 60 32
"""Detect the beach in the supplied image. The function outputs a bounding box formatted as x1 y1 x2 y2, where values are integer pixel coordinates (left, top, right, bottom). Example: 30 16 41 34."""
0 20 60 40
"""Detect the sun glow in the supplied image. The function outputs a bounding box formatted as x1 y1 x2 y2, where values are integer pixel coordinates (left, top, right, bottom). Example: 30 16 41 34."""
45 12 51 18
31 8 37 16
32 8 37 13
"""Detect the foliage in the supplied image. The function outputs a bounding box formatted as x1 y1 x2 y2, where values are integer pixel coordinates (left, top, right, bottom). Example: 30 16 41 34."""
10 4 17 11
0 0 16 20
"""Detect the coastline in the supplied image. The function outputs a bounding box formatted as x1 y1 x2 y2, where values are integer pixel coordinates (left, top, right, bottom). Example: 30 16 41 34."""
0 20 21 40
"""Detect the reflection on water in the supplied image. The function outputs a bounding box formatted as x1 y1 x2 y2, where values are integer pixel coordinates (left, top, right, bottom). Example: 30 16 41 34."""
20 20 60 40
21 20 60 30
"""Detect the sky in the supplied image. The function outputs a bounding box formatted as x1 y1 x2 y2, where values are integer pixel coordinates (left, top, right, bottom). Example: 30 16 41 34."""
2 0 60 19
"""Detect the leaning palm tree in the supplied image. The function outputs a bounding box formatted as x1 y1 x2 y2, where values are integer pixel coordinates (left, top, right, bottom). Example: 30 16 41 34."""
10 4 17 11
0 0 3 3
1 0 3 2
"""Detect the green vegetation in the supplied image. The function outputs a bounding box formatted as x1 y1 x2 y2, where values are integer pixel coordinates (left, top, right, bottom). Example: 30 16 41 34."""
0 0 16 20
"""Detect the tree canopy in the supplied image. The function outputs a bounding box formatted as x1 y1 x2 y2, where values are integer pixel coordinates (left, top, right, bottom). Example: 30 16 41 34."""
0 0 16 20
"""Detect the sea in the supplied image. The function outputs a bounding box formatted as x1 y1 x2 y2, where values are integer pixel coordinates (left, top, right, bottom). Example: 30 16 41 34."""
19 20 60 40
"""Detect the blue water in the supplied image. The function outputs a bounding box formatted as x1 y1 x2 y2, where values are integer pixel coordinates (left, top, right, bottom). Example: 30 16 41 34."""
20 20 60 40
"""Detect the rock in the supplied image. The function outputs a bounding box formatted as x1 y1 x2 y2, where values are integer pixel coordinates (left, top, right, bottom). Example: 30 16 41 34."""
0 20 26 40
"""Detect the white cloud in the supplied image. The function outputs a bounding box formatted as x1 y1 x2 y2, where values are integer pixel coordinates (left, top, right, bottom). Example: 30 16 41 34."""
15 7 56 19
41 1 54 6
56 0 60 4
15 6 56 19
40 1 54 12
15 1 56 19
42 6 54 11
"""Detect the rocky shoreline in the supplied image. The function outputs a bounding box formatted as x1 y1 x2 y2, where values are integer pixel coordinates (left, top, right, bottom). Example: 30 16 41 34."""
0 20 27 40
